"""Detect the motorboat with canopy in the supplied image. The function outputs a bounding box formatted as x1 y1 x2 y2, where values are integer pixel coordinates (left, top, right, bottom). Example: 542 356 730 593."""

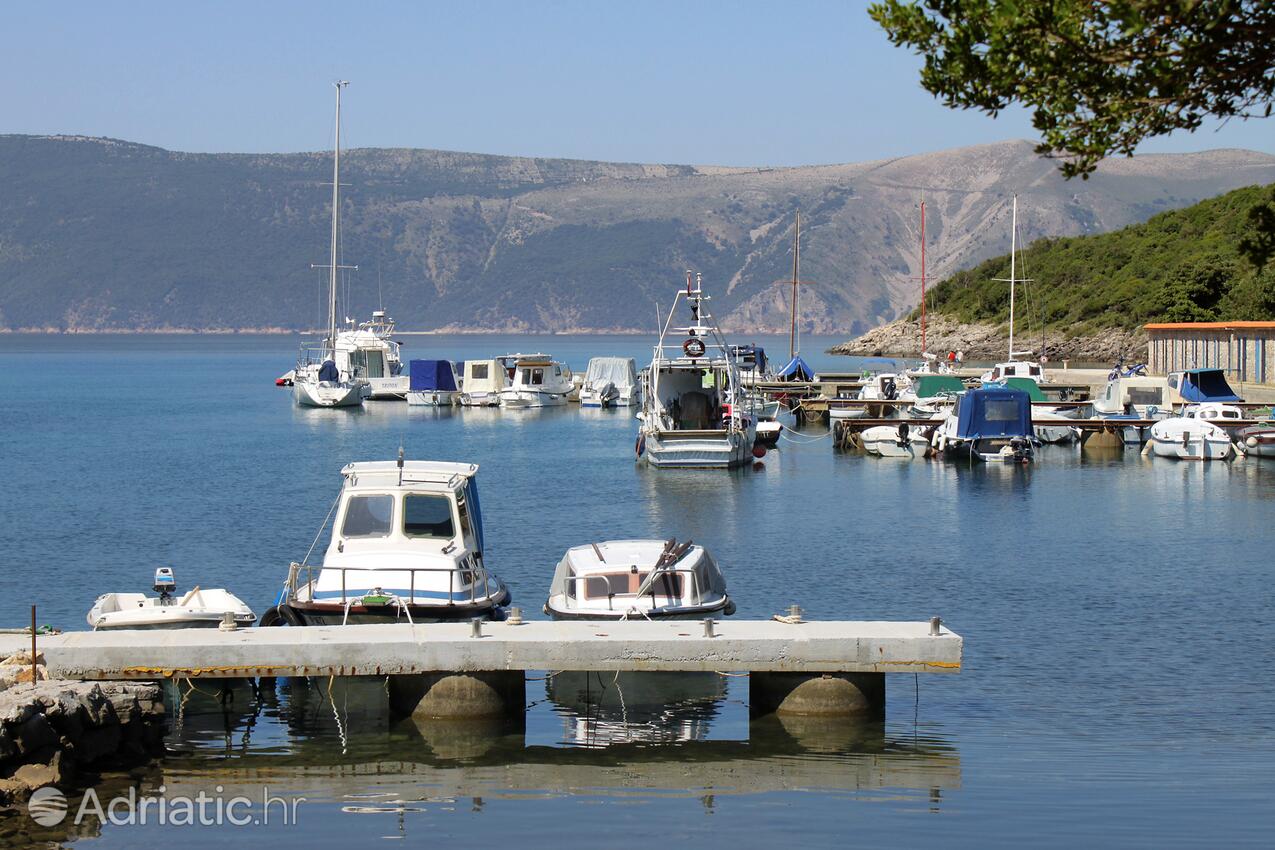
933 385 1035 462
88 568 256 631
544 539 734 620
459 359 510 406
293 82 368 409
1167 369 1243 404
1001 377 1080 443
498 353 574 408
637 272 757 468
406 359 461 406
580 357 641 408
263 456 510 625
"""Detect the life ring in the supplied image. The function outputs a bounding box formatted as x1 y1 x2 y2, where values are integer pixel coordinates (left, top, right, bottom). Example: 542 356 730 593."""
683 338 706 358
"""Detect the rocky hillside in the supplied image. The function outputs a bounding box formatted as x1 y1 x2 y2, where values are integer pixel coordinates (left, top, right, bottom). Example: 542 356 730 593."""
2 134 1274 333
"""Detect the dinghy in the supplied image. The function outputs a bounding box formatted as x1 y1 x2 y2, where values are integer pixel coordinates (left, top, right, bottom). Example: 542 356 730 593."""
88 568 256 631
1149 404 1239 460
544 539 735 620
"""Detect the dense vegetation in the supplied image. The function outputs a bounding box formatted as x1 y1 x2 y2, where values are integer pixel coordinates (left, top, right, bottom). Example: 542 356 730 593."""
919 183 1275 334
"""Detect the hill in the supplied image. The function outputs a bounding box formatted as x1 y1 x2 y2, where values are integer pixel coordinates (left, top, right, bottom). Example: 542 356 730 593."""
2 134 1275 333
831 183 1275 360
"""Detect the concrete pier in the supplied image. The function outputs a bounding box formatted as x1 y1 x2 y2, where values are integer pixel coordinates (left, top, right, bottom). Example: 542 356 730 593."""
0 619 961 719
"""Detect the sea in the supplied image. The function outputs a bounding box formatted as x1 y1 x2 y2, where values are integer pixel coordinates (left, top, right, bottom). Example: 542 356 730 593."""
0 333 1272 847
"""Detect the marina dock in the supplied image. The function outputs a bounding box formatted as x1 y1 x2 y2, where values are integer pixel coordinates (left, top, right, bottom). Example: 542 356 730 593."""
2 619 961 719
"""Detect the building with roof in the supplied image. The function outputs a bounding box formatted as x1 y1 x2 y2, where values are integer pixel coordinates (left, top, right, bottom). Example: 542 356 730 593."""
1145 322 1275 384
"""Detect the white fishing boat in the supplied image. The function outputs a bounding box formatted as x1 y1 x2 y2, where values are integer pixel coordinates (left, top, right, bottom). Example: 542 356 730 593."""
406 359 461 406
88 568 256 631
293 81 367 409
459 359 510 406
544 539 735 620
334 312 410 400
1149 405 1236 461
580 357 641 408
637 272 757 468
263 455 511 625
498 354 574 407
861 424 916 458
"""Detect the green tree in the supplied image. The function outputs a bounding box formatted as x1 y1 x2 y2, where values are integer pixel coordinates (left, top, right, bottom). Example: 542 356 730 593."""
869 1 1275 178
1238 185 1275 270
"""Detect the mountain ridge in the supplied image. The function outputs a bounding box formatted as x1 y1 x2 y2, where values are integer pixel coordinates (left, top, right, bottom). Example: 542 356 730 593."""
2 134 1274 334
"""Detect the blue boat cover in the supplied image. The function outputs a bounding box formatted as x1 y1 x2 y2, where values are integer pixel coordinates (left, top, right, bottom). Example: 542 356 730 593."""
955 386 1034 439
1178 368 1241 402
317 360 339 382
777 355 814 381
729 344 769 374
409 359 458 392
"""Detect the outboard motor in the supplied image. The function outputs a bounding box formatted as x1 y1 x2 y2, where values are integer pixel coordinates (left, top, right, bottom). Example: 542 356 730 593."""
1008 436 1032 464
154 567 176 603
883 378 897 400
897 422 910 447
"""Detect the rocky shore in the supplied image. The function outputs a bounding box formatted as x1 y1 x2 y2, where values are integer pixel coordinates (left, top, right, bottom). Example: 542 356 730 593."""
0 651 164 806
828 315 1148 363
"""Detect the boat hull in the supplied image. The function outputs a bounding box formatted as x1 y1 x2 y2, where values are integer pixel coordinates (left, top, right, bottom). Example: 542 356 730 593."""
406 390 459 407
365 376 410 400
544 596 734 621
500 389 569 408
459 392 501 407
294 379 367 408
642 429 755 468
1149 436 1232 461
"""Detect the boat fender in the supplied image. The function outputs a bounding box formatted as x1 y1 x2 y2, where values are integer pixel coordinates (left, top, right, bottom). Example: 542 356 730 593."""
752 444 766 458
259 605 304 627
723 599 737 616
1247 435 1259 448
635 434 646 457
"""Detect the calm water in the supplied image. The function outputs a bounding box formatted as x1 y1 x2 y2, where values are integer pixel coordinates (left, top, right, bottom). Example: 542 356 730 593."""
1 334 1272 847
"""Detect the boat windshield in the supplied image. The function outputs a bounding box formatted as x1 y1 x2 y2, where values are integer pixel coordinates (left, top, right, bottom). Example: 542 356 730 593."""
983 400 1021 421
342 495 393 538
403 494 455 539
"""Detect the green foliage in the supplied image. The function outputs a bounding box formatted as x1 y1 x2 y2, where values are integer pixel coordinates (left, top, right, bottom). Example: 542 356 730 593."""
919 183 1275 333
869 1 1275 179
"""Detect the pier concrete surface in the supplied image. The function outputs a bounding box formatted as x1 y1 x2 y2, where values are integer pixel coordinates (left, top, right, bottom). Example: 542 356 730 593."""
0 619 961 720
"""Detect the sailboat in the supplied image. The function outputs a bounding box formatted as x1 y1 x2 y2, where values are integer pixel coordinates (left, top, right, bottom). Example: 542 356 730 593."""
979 195 1046 385
905 198 957 377
293 81 369 409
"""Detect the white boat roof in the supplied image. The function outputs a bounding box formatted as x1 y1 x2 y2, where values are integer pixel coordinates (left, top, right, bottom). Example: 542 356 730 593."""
340 460 478 491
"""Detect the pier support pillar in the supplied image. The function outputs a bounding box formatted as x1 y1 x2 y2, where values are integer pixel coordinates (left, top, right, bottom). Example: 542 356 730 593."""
388 671 525 719
749 672 884 718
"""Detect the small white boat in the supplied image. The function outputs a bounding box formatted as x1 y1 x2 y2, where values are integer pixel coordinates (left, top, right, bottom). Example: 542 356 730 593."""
861 424 916 458
580 357 641 408
334 312 410 400
980 360 1046 384
1149 410 1234 461
498 354 573 407
544 539 735 620
406 359 461 406
1238 423 1275 457
88 569 256 631
459 358 510 406
265 456 511 625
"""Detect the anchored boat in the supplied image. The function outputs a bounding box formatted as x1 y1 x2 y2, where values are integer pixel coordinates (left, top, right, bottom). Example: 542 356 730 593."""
637 272 757 468
264 456 511 626
88 568 256 631
1149 403 1240 460
498 354 574 408
933 385 1035 463
544 539 735 620
334 312 410 400
580 357 641 408
406 359 461 407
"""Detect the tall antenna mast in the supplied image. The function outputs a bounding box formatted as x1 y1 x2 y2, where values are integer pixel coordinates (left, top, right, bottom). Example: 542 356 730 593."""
1008 194 1016 362
328 81 347 351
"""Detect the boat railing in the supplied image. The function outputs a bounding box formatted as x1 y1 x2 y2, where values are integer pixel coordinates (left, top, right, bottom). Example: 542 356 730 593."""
287 561 495 606
562 567 703 609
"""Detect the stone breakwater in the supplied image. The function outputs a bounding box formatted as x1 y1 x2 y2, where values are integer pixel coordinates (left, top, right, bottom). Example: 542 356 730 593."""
828 315 1148 363
0 652 164 805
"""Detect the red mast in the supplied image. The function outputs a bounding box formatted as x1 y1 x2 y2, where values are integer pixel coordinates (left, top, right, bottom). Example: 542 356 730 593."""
919 199 927 354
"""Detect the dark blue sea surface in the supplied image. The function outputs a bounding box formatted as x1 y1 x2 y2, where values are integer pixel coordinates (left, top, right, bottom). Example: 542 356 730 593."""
0 334 1272 847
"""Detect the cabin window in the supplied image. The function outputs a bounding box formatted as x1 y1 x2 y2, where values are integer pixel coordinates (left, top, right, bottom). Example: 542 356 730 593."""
471 363 489 380
342 495 394 538
1029 365 1041 376
1168 375 1179 389
982 400 1020 421
584 574 627 598
529 368 544 385
554 366 562 376
637 572 684 598
403 494 456 539
1128 388 1163 406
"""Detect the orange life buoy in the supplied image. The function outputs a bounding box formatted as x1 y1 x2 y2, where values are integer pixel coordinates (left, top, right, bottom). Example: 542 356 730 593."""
683 338 706 358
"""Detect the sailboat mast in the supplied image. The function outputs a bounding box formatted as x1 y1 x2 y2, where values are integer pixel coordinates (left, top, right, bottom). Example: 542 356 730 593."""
328 80 348 351
789 211 800 360
919 198 927 354
1008 194 1017 362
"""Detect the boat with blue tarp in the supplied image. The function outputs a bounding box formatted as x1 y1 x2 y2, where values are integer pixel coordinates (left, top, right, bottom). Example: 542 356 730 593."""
406 359 461 406
932 385 1035 463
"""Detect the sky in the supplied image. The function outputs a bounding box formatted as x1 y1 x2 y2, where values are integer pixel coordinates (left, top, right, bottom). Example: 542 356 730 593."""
3 0 1272 167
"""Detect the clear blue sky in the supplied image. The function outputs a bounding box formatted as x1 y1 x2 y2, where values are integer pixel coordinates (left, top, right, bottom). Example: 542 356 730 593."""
4 0 1272 166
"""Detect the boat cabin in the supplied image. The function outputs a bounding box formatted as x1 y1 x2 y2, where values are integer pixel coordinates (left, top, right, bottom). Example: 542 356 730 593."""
1093 375 1171 416
954 386 1034 441
913 374 966 399
1168 369 1243 405
980 361 1045 383
651 361 739 430
1182 403 1244 421
311 461 490 605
